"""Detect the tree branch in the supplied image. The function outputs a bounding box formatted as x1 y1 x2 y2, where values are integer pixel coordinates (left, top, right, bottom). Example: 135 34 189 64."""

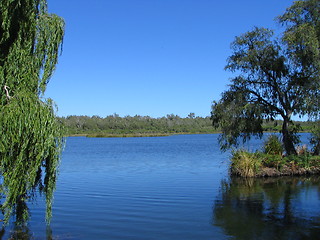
245 88 285 117
3 85 11 100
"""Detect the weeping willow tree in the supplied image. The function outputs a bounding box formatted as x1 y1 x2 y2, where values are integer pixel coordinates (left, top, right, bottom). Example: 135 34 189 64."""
0 0 64 224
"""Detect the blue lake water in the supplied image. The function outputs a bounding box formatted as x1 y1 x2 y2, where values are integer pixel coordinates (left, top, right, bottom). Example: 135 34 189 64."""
2 133 320 239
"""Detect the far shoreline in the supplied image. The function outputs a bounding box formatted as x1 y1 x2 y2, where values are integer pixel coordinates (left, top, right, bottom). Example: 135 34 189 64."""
66 131 219 138
65 130 312 138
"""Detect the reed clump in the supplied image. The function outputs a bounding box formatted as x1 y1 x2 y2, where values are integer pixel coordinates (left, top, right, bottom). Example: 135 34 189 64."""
230 150 262 177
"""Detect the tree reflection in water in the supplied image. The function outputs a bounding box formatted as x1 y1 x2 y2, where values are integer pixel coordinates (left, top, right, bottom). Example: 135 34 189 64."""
0 225 53 240
213 176 320 240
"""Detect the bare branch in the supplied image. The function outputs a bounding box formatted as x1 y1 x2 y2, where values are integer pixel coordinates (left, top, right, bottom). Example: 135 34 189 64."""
3 85 11 100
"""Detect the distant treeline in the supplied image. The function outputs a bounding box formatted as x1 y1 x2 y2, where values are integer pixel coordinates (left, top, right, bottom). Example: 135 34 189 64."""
58 114 318 137
58 114 213 136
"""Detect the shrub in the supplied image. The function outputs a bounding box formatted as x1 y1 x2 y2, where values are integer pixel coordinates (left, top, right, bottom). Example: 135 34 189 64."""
285 153 313 169
261 154 285 170
263 135 283 155
310 126 320 155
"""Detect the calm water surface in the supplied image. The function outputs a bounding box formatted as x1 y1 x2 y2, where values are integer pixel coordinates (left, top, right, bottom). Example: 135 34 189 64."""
3 134 320 239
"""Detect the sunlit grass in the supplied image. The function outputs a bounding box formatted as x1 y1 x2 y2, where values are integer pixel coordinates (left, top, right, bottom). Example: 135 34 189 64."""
230 148 320 178
230 150 262 177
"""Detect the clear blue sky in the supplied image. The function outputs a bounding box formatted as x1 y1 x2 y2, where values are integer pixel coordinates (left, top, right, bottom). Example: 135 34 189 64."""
46 0 294 118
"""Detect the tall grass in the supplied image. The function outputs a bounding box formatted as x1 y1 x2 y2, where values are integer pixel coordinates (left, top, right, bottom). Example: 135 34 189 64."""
230 150 262 177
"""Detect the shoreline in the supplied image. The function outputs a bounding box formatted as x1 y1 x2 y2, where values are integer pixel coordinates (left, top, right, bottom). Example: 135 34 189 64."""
65 131 219 138
232 165 320 178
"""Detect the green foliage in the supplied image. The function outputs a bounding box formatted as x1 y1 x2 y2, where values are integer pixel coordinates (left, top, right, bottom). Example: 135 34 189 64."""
59 114 316 139
230 150 262 177
211 89 264 151
230 148 320 177
260 153 285 170
262 120 317 133
286 153 310 169
263 135 283 155
59 114 215 136
310 123 320 155
278 0 320 119
278 0 320 103
0 0 64 224
211 0 320 155
0 92 64 223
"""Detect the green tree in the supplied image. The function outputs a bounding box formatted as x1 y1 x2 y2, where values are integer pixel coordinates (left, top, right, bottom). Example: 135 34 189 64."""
279 0 320 103
279 0 320 155
188 112 195 119
211 0 319 155
0 0 64 224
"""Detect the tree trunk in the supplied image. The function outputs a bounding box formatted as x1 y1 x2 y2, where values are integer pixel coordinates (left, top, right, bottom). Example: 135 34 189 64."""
314 142 320 156
282 118 297 155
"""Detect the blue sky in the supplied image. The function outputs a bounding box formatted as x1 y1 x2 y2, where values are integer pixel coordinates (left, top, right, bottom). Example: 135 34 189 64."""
46 0 294 118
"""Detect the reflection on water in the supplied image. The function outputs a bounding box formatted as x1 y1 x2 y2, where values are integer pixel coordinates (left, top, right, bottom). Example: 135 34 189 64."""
213 176 320 240
0 225 53 240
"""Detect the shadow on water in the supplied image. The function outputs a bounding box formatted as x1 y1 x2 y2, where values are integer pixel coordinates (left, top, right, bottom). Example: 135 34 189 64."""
213 176 320 240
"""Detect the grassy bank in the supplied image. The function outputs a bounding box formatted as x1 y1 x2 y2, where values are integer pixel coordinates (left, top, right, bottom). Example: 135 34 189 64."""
230 134 320 177
230 150 320 177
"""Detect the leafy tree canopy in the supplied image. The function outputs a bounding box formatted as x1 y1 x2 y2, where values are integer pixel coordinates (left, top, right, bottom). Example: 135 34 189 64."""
211 0 320 155
278 0 320 118
0 0 64 224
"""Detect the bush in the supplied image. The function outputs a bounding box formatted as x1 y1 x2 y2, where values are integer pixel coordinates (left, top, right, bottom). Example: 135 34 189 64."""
310 125 320 155
284 153 313 169
264 135 283 155
261 154 285 170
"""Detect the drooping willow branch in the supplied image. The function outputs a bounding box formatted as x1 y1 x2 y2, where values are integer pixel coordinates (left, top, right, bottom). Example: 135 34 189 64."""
0 0 65 225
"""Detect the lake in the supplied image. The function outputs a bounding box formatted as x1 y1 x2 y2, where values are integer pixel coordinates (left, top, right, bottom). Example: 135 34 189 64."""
2 134 320 239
